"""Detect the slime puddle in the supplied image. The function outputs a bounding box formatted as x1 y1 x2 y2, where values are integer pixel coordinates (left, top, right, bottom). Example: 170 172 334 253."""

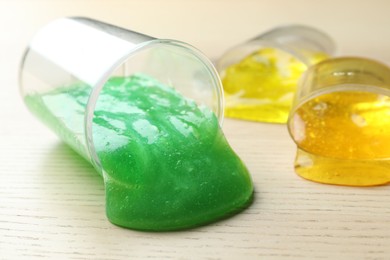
289 90 390 186
24 74 254 231
221 48 328 123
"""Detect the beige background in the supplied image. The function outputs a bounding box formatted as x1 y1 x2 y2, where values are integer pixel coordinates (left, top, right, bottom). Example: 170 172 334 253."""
1 0 390 259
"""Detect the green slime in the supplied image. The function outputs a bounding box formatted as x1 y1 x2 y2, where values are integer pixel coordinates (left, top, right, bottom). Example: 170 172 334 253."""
25 74 253 231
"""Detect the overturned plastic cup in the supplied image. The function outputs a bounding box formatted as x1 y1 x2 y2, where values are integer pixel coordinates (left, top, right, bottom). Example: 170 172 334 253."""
217 25 336 123
288 57 390 186
19 17 254 230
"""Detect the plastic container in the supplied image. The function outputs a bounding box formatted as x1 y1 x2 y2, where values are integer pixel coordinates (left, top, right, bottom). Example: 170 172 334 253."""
20 17 224 170
288 57 390 186
217 25 336 123
19 17 254 231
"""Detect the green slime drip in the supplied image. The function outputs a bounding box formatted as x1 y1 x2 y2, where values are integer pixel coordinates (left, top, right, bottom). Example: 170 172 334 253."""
24 74 253 231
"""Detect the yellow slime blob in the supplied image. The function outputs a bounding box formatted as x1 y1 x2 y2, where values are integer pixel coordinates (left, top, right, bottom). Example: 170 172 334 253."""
289 90 390 186
221 48 328 123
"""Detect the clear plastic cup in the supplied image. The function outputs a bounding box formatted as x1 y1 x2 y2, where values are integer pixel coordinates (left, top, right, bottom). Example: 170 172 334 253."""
216 25 336 123
287 57 390 186
19 17 245 230
19 17 224 171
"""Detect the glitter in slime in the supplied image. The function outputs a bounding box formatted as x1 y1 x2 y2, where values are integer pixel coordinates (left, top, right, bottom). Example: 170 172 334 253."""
24 74 254 231
288 57 390 186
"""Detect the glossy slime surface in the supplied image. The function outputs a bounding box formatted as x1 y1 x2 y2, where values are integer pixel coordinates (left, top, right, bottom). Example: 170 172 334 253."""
289 90 390 186
221 48 328 123
25 74 254 231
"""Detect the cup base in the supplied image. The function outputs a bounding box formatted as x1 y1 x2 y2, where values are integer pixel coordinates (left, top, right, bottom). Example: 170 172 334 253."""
294 149 390 186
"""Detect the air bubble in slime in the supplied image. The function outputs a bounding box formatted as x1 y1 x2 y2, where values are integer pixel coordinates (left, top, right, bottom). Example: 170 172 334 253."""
288 57 390 186
19 17 254 230
217 25 335 123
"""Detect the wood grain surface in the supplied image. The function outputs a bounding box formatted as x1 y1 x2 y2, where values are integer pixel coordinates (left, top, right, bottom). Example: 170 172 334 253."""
1 1 390 259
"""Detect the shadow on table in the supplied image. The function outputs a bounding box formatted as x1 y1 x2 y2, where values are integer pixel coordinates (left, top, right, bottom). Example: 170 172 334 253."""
40 140 101 179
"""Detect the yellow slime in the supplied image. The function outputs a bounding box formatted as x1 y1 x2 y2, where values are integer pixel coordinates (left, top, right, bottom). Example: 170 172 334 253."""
289 90 390 186
221 48 328 123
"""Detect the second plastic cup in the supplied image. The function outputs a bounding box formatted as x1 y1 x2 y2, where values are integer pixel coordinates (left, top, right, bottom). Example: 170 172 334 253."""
217 25 336 123
288 57 390 186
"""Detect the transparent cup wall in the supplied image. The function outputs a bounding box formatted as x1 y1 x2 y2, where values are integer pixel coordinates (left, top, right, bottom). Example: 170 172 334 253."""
217 25 336 70
19 17 224 172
